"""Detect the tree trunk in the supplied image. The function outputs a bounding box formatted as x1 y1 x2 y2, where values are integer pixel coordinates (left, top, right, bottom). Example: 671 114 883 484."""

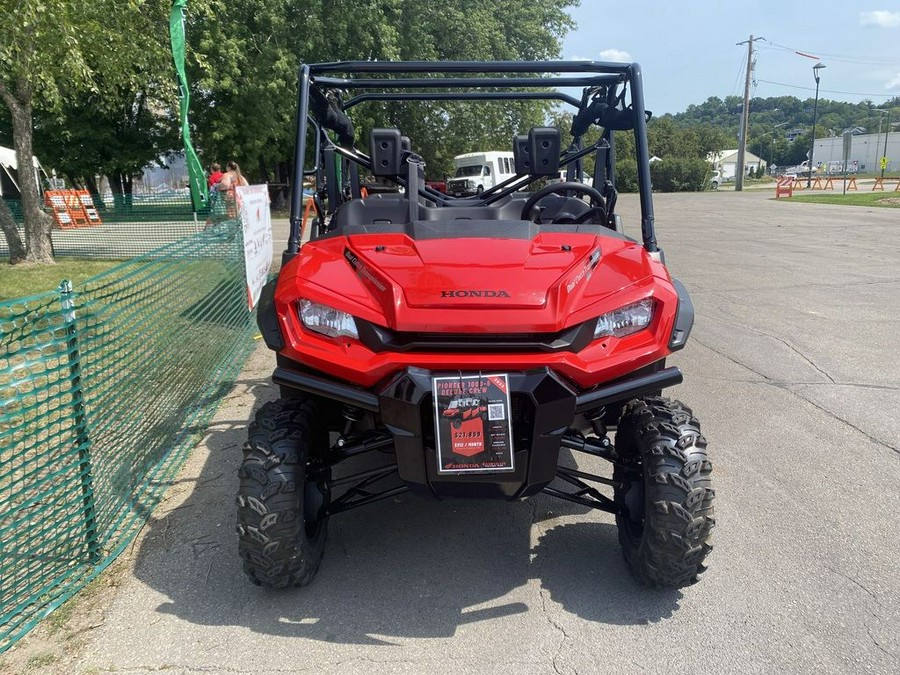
0 198 26 263
5 80 54 263
110 173 134 212
258 158 269 184
84 174 106 210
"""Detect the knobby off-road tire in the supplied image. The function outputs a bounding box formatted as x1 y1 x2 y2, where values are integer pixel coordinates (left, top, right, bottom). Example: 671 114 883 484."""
237 399 330 588
613 397 715 588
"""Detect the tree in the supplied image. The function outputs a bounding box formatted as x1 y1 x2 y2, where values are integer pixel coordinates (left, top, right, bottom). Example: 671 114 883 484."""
0 0 170 264
185 0 576 182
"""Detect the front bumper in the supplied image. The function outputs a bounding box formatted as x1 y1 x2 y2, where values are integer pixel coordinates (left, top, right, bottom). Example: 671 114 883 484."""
446 182 477 196
273 364 682 500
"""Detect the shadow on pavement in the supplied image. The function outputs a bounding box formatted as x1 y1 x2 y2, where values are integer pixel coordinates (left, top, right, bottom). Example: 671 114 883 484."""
533 522 681 624
130 378 681 645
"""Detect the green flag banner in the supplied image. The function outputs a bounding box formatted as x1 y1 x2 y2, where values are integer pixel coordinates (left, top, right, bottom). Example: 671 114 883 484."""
170 0 208 211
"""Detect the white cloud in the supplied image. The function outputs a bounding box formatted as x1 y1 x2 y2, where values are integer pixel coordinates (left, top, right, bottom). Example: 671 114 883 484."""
568 54 591 61
886 73 900 89
859 10 900 27
598 48 633 63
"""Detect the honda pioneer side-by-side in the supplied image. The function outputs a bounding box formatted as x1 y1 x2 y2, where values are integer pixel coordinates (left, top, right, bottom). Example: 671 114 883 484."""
238 61 714 590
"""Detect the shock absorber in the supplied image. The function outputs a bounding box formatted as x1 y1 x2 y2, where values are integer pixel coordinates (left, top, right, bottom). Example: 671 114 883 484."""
337 404 362 447
584 407 612 450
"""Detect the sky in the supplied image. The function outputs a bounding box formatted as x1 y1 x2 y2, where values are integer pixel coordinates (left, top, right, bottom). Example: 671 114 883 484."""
562 1 900 115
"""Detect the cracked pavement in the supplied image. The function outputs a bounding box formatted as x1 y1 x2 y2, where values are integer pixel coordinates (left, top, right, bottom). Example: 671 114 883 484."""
25 191 900 674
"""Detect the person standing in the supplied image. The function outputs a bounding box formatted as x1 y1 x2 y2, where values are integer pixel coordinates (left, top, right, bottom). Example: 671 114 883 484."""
217 161 249 218
208 163 224 189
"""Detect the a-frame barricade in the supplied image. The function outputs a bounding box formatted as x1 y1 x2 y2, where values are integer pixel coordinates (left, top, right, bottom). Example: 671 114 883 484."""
76 190 102 225
775 177 793 199
44 191 76 229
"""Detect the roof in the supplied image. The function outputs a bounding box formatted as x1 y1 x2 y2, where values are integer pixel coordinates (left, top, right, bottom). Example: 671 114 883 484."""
0 145 40 170
707 149 765 164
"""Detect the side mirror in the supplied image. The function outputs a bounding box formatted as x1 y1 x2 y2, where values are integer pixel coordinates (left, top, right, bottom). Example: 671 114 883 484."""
303 116 321 175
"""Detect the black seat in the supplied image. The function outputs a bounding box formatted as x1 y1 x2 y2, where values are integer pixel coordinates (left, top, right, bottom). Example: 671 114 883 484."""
331 195 410 231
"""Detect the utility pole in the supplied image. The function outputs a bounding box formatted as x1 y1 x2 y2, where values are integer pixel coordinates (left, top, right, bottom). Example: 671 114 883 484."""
735 35 763 192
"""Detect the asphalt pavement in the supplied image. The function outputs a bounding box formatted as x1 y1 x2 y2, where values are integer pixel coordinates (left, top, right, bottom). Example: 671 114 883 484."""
25 191 900 674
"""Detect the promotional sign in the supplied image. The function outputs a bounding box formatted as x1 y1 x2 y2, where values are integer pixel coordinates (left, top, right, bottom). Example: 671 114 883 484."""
433 373 515 473
235 184 272 310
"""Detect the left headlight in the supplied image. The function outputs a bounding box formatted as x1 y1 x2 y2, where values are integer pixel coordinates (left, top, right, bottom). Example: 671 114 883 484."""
594 298 654 339
298 299 359 340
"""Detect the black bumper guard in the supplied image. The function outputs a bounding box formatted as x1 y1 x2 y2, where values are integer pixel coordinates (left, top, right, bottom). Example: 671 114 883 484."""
274 364 682 416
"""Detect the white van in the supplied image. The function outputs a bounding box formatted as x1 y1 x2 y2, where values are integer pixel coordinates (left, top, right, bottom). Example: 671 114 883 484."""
446 151 516 197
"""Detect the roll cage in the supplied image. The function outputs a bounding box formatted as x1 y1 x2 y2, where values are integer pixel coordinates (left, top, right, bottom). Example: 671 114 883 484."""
287 60 658 258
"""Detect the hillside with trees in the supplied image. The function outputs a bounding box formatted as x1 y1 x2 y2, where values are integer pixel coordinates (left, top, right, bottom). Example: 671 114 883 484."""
669 94 900 168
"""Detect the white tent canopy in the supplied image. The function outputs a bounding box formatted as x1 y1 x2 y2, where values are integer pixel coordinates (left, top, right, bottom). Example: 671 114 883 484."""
0 144 44 197
0 145 41 171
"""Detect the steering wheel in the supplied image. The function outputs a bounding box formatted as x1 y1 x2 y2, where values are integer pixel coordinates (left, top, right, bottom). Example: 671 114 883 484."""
520 182 606 224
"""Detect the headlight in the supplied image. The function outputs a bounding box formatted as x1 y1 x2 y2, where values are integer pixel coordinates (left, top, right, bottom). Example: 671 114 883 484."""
298 299 359 340
594 298 654 339
466 180 475 187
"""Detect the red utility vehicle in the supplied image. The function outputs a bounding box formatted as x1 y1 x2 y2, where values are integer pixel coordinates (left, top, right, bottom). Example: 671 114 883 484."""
239 61 714 590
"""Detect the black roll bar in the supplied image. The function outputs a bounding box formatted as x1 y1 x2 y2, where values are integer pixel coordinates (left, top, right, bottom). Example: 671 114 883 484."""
344 91 582 110
287 61 657 256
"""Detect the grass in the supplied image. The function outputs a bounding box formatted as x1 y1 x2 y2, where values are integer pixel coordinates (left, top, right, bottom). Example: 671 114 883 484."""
780 191 900 208
0 258 124 303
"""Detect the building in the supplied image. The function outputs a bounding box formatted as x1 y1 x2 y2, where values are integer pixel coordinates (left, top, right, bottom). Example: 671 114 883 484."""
812 131 898 174
707 149 767 180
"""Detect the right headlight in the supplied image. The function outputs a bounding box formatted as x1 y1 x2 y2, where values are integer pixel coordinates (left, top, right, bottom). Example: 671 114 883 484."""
594 298 654 339
298 299 359 340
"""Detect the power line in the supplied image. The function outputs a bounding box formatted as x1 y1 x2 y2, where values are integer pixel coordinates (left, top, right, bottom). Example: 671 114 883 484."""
756 78 899 99
761 39 900 66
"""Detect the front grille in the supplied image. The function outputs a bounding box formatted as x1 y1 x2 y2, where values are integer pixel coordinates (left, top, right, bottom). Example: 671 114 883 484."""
356 320 594 354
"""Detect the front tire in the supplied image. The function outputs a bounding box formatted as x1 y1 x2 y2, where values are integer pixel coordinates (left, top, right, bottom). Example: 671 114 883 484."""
613 397 714 588
237 399 330 588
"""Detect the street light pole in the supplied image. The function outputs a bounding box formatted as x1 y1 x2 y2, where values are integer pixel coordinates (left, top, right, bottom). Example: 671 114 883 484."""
808 61 826 188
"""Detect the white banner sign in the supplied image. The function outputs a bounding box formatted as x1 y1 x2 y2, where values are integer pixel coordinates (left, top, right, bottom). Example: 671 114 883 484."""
236 184 272 310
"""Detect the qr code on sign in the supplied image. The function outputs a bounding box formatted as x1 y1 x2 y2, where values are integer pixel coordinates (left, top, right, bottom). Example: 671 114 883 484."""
488 404 505 421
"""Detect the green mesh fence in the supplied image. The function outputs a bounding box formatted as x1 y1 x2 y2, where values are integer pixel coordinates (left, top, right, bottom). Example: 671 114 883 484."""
0 220 257 651
0 196 235 259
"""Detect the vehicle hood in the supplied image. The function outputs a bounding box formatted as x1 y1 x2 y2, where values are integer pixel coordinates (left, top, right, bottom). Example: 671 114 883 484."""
288 231 659 332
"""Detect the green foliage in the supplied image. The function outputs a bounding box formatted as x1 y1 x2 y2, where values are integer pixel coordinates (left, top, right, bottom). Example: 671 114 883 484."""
650 157 708 192
186 0 577 180
29 2 177 192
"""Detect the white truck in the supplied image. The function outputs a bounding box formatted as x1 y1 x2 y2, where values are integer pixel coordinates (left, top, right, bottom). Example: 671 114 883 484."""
446 151 516 197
